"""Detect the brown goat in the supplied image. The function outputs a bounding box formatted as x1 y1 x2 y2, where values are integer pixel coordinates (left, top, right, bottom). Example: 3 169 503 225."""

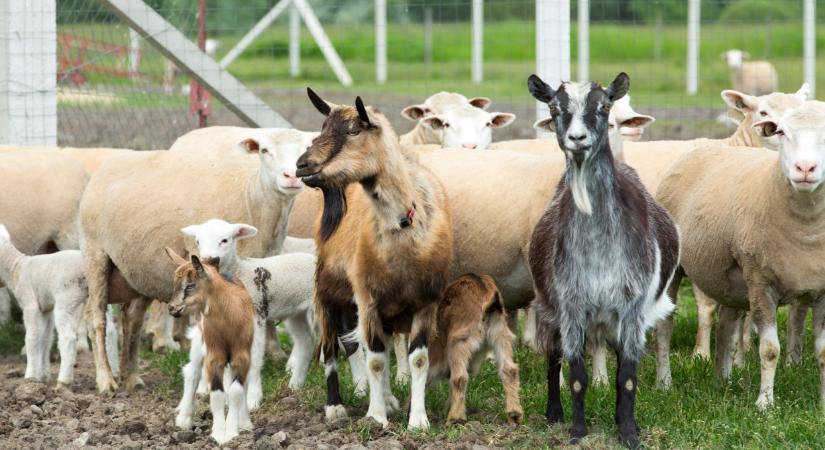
428 274 523 425
296 89 453 430
166 250 254 445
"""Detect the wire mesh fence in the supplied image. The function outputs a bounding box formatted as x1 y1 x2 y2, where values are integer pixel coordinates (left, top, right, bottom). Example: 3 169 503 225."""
29 0 825 149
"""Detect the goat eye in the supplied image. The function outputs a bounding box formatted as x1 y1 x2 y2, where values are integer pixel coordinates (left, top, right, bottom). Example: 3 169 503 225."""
347 129 360 136
760 111 768 117
548 104 557 115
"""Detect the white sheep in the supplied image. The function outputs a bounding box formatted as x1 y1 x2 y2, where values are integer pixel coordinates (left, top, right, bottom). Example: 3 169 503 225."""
0 224 86 387
722 49 778 96
419 104 516 150
399 92 491 146
174 219 320 421
656 100 825 410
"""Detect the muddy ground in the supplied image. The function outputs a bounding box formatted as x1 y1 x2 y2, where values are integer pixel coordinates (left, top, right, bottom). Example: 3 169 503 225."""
0 348 597 450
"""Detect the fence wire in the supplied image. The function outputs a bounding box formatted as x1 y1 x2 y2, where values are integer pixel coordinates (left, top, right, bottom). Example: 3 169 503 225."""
41 0 825 149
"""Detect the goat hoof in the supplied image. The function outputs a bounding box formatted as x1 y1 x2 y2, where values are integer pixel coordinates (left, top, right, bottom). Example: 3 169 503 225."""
619 429 640 449
124 376 145 392
96 377 119 394
546 406 564 424
569 426 587 444
325 404 348 421
407 413 428 431
507 410 523 425
445 417 466 426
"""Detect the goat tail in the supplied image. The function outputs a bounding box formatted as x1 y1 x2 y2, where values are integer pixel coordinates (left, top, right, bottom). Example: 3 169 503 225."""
643 293 676 331
313 294 339 367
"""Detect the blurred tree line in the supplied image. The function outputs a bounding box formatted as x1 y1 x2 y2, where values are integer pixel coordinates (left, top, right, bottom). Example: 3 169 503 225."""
58 0 812 30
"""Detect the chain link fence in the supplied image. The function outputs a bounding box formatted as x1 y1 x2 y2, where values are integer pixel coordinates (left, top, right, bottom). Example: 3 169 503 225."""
44 0 825 149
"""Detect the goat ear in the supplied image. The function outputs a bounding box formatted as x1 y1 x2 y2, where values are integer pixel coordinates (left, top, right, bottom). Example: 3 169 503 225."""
795 83 811 100
721 90 758 113
618 114 655 129
606 72 630 101
307 87 331 116
234 224 258 239
489 112 516 128
533 117 556 133
355 96 372 126
164 247 188 266
238 138 261 154
468 97 491 110
190 255 208 278
753 118 783 137
420 115 446 130
527 74 555 103
401 104 430 121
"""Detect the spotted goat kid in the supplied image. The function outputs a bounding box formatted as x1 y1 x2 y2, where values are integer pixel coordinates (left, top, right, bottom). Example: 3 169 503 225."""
527 72 679 448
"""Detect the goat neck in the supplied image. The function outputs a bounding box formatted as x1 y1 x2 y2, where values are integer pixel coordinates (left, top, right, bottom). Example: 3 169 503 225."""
565 134 618 217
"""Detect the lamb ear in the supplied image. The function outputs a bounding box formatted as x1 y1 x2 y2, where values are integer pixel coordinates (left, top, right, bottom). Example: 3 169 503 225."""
164 247 187 266
489 112 516 128
238 138 261 154
234 224 258 239
468 97 491 110
401 104 430 121
307 87 331 116
421 115 447 130
618 114 655 129
0 224 9 241
753 118 783 137
795 83 811 100
606 72 630 101
181 225 200 238
721 90 758 113
533 117 556 133
527 74 555 103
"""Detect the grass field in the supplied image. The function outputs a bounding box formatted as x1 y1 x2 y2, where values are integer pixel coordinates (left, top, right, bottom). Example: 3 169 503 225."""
4 280 824 448
58 20 825 110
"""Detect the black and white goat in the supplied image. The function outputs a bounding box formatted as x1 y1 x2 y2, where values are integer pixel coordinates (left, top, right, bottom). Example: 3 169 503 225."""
526 72 679 448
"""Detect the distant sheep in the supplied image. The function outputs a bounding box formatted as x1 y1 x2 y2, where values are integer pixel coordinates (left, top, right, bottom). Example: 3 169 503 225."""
722 49 778 96
399 92 491 146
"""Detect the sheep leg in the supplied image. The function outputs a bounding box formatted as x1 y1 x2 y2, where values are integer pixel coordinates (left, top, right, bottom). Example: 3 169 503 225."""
811 299 825 411
265 318 288 362
489 310 523 425
786 303 808 365
206 354 229 444
245 317 266 410
740 312 754 354
22 303 49 381
84 249 118 392
615 350 640 449
121 296 150 391
74 313 90 353
546 344 565 424
176 326 204 430
714 306 742 379
146 301 180 352
38 310 55 382
407 303 436 431
105 306 120 378
344 341 368 397
54 295 83 388
568 354 588 444
284 313 314 389
590 338 609 387
655 271 681 390
751 285 779 410
445 340 471 425
692 287 717 359
393 333 410 384
523 305 539 352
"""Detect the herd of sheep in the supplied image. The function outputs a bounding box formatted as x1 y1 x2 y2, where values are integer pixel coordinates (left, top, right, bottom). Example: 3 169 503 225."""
0 58 822 448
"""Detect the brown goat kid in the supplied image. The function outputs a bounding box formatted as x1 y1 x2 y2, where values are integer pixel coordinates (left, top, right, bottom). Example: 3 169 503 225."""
428 274 523 425
166 250 254 445
296 89 453 430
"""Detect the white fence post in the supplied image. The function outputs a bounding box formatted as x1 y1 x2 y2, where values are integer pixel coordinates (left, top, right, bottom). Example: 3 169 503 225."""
804 0 816 99
686 0 700 95
129 29 141 80
289 2 301 77
472 0 483 84
375 0 387 84
0 0 57 146
577 0 589 82
536 0 570 137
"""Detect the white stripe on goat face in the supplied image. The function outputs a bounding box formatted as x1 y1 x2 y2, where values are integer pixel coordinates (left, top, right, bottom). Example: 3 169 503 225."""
561 82 597 151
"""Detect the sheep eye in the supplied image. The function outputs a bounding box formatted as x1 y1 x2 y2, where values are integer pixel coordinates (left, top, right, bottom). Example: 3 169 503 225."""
443 123 450 128
220 239 228 245
760 111 768 117
260 148 269 154
486 122 492 127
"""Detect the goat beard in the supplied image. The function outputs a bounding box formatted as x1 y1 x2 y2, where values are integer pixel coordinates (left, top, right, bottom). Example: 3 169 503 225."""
568 160 593 216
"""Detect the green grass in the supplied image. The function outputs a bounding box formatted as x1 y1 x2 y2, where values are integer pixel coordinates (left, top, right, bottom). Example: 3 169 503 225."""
57 20 825 112
1 279 816 448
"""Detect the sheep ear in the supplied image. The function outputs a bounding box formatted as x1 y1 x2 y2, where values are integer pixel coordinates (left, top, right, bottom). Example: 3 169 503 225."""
164 247 187 266
234 224 258 239
181 225 200 238
527 74 555 103
618 114 655 129
421 115 446 130
0 224 10 241
468 97 491 110
307 87 331 116
401 104 430 121
238 138 261 154
795 83 811 100
606 72 630 101
721 90 758 113
753 118 783 137
533 117 556 133
489 113 516 128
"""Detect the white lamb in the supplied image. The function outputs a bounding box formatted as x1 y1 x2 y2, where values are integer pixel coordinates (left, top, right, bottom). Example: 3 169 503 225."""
172 219 328 429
